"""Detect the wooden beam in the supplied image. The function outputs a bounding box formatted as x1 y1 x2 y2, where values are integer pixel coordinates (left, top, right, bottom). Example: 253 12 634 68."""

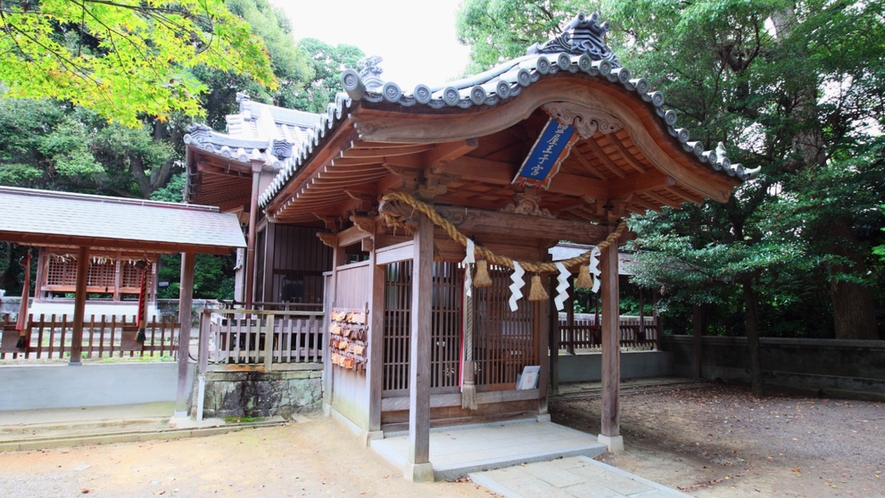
641 189 684 209
581 139 627 179
68 246 90 366
408 214 433 478
375 240 414 265
608 172 676 198
426 139 478 168
600 224 621 441
174 251 196 418
434 205 609 245
665 186 705 204
440 156 609 199
337 225 371 248
568 147 608 181
608 136 647 174
345 144 434 158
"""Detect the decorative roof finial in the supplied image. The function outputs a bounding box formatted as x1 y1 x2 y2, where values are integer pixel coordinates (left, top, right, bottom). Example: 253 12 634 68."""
527 12 620 67
358 56 385 92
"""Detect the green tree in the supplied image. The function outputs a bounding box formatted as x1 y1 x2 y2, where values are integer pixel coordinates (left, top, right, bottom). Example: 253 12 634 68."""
456 0 578 73
295 38 364 113
197 0 313 129
0 0 276 127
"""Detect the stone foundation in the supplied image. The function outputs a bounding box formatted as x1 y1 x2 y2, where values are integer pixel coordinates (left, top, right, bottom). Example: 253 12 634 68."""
198 364 323 419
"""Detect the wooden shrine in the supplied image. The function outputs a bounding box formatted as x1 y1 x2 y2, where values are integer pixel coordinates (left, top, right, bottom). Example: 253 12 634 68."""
183 12 752 481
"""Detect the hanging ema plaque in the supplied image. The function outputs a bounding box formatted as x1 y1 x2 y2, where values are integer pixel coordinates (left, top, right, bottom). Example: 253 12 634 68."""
512 119 578 189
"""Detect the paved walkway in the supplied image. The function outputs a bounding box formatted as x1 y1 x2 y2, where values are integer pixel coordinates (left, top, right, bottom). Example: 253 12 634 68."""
371 419 606 481
471 455 690 497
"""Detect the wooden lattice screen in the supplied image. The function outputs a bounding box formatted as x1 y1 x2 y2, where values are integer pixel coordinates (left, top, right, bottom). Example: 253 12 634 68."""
45 256 78 287
473 266 538 390
45 254 152 295
382 261 464 393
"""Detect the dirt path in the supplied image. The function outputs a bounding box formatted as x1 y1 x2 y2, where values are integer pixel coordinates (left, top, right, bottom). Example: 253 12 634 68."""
551 384 885 497
0 414 491 498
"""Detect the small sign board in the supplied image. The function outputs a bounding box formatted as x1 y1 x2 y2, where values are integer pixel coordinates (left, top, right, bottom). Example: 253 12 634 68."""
513 119 578 189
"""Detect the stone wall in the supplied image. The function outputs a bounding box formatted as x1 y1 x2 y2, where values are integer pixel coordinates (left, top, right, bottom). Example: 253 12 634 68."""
198 364 323 419
556 351 673 383
663 335 885 394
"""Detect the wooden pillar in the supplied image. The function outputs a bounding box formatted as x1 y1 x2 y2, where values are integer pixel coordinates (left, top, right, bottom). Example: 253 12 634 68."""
244 160 263 309
174 251 196 417
537 275 550 419
599 225 623 451
693 304 704 379
406 214 433 482
323 237 345 412
33 249 45 301
68 246 90 366
367 232 385 438
550 277 560 395
262 222 276 303
566 277 575 355
639 287 646 344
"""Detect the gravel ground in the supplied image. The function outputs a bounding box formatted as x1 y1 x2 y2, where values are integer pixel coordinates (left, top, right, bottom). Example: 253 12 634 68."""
551 384 885 497
0 414 491 498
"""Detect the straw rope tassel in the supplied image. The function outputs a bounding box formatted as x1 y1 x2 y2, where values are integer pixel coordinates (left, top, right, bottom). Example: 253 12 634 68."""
474 260 492 287
461 275 478 410
528 274 548 301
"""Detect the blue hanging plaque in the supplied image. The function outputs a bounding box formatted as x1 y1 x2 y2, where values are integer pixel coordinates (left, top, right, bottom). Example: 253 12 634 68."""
513 119 578 189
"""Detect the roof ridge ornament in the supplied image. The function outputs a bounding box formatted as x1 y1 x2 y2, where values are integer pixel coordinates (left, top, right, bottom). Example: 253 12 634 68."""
527 12 620 67
358 55 385 92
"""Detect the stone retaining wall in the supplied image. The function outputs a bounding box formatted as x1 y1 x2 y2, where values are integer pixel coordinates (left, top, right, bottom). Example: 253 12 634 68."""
663 335 885 394
198 365 323 419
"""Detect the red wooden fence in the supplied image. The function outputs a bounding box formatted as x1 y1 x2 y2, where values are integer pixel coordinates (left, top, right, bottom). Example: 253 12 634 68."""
0 313 179 360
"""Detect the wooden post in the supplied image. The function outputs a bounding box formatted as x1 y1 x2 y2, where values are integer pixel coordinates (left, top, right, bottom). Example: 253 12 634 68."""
174 251 196 418
34 248 45 301
262 222 276 303
566 277 575 355
537 274 550 419
244 159 263 309
406 214 433 482
653 289 663 351
69 246 90 365
693 304 704 379
550 276 560 395
599 224 623 452
368 230 385 437
639 287 646 345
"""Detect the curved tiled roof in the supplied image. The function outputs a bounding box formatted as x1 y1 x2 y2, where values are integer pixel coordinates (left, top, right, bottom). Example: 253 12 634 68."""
258 12 757 208
184 93 324 170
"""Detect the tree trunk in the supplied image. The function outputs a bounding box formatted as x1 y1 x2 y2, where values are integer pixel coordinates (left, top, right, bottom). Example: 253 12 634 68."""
742 282 764 398
826 221 879 340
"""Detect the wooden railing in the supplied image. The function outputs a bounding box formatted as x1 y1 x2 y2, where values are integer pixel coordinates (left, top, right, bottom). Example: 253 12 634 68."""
0 313 179 361
197 309 324 368
558 313 659 352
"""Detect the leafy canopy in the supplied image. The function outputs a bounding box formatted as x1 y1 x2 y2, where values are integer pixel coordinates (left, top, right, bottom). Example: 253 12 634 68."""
0 0 277 127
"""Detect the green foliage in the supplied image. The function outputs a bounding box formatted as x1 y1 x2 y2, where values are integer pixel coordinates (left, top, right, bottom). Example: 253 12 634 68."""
456 0 583 72
454 0 885 338
197 0 313 129
295 38 364 113
0 0 276 127
155 253 235 300
0 97 176 197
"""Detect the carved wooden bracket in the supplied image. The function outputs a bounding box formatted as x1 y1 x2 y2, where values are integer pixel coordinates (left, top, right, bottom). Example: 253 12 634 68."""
317 232 337 248
499 191 555 219
543 103 624 139
377 200 418 233
350 214 376 234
